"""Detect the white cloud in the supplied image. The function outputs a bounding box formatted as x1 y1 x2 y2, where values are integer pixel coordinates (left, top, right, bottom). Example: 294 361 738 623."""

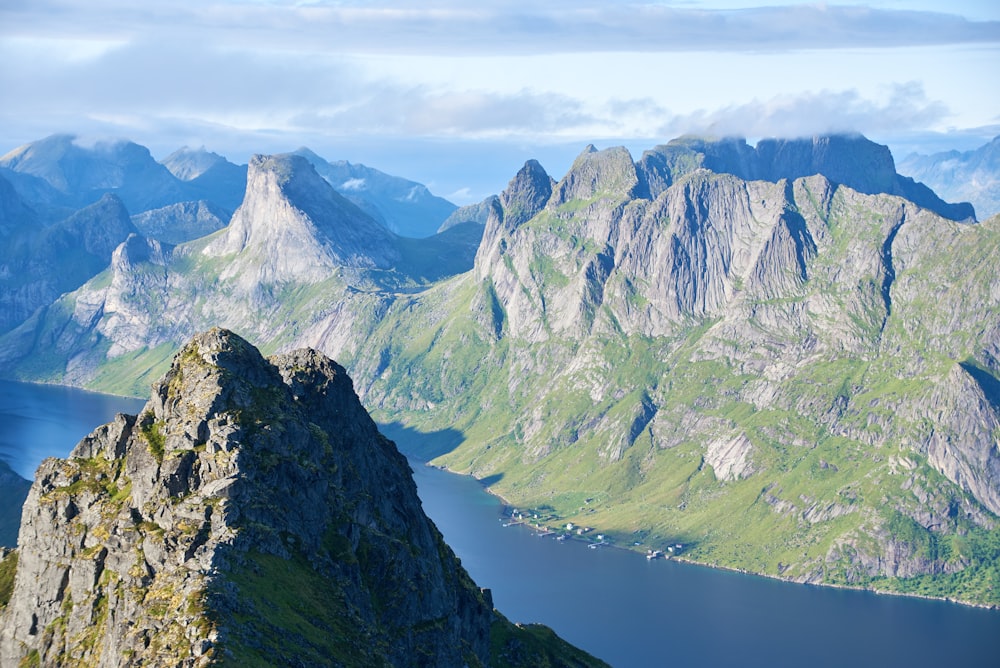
657 82 950 140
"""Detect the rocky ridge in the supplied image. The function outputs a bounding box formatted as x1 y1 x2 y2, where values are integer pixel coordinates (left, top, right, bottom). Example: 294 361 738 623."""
349 138 1000 604
0 328 605 667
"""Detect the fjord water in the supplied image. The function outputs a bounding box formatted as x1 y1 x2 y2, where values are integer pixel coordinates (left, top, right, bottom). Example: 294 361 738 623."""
411 461 1000 667
0 380 144 479
2 380 998 667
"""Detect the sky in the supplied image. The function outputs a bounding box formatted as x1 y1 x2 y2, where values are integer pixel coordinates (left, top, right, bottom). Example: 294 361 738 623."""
1 1 998 204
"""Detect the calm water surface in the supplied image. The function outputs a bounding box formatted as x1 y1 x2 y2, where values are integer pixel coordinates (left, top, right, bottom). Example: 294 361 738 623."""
0 379 144 479
410 460 1000 668
2 379 998 667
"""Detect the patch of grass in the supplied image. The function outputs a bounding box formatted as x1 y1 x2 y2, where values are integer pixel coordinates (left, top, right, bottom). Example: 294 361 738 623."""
0 550 18 609
139 414 166 463
219 549 377 667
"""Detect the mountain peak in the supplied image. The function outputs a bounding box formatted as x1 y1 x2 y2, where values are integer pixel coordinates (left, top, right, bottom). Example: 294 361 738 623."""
637 133 975 220
203 153 399 283
161 146 228 181
0 329 605 666
550 145 641 205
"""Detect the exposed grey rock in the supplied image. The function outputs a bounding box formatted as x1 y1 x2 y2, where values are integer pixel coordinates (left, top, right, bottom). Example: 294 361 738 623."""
0 330 602 666
203 153 401 285
0 193 137 335
705 432 756 481
638 134 975 221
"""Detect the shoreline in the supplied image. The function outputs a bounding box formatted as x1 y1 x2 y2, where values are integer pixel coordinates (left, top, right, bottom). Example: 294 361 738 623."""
425 462 1000 613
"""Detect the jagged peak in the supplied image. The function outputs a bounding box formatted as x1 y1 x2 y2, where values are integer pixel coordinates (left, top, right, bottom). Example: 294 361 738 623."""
499 159 554 229
202 153 399 274
550 145 640 205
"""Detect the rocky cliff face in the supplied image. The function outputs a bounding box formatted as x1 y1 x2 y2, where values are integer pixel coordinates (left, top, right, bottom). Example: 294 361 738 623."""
132 201 229 245
0 192 137 335
0 329 603 667
351 137 1000 605
637 134 976 221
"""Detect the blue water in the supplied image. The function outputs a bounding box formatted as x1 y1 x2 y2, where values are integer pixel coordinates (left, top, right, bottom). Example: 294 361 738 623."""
0 379 145 479
1 379 998 667
410 461 1000 667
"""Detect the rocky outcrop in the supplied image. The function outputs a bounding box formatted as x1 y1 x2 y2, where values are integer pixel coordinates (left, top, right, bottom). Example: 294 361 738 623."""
0 329 604 667
204 154 400 286
438 195 498 232
638 134 975 221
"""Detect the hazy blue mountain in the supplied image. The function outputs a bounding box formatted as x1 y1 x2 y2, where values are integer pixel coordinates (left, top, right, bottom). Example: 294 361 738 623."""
0 134 188 215
898 135 1000 219
438 194 498 232
131 200 229 245
0 153 477 389
0 193 137 335
294 147 457 238
161 146 230 181
161 146 248 215
0 173 39 239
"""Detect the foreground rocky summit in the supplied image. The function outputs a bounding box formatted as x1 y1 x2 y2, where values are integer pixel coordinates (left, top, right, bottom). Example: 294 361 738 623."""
0 329 604 667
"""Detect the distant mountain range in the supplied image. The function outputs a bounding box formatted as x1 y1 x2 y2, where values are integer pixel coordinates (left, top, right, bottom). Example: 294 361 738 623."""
0 134 458 238
1 132 998 607
898 135 1000 219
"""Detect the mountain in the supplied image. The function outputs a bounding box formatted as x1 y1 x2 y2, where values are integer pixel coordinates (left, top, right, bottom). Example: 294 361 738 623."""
160 147 249 215
0 134 189 216
0 328 604 666
636 134 976 221
0 193 137 335
438 195 499 232
131 200 229 245
294 148 458 238
161 146 230 181
0 172 40 239
898 135 1000 219
3 134 998 606
0 153 478 391
351 139 1000 605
